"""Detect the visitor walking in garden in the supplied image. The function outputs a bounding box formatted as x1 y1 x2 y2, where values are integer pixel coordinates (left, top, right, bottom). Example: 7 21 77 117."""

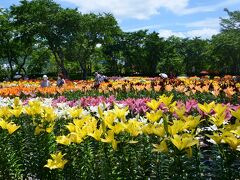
40 75 50 87
94 72 102 88
94 72 108 88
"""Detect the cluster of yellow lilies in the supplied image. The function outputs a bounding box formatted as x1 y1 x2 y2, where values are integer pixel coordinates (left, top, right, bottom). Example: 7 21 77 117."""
1 94 240 169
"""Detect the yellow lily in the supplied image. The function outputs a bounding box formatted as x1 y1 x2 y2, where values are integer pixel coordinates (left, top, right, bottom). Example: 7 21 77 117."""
10 107 23 118
198 101 215 114
73 118 85 129
56 135 71 145
113 105 129 122
152 124 165 137
152 140 168 153
6 122 20 134
88 127 103 141
146 99 161 111
210 113 226 127
0 106 11 120
103 111 116 129
169 120 185 135
231 109 240 120
44 152 68 169
69 107 83 118
183 115 202 130
0 119 7 129
41 107 57 122
67 132 84 144
206 132 222 144
159 94 174 107
171 134 199 151
13 97 21 107
65 123 76 133
46 123 54 133
97 105 104 118
213 104 227 116
174 106 186 119
111 122 125 134
230 126 240 136
101 130 119 150
146 110 163 123
34 125 45 135
222 133 240 150
142 124 154 135
28 101 43 115
101 130 115 143
125 119 143 136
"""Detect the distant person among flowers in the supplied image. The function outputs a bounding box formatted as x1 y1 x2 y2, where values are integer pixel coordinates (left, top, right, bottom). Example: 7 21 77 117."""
94 72 108 88
159 73 168 79
41 75 50 87
56 73 65 87
94 72 102 88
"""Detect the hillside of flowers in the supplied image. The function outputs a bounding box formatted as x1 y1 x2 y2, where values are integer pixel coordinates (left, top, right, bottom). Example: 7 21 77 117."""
0 76 240 179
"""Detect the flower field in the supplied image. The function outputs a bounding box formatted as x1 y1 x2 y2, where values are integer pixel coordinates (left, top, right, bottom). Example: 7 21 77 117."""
0 77 240 179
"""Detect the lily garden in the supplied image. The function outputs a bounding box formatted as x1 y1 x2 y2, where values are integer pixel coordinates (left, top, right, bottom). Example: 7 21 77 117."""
0 76 240 179
1 0 240 179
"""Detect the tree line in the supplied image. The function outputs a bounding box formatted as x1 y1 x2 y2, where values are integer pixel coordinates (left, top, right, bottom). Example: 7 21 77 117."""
0 0 239 80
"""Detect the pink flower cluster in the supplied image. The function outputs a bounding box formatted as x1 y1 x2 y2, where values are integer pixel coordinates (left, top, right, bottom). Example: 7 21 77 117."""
41 96 240 121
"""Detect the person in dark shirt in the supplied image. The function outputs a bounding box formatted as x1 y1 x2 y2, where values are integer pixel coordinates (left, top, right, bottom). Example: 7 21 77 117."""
56 73 65 87
94 72 108 88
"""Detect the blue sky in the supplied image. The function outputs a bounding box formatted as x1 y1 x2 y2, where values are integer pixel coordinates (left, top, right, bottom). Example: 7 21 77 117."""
1 0 240 38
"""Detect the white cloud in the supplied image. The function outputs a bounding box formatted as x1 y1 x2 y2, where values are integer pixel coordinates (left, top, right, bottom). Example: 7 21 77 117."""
187 28 219 38
184 18 221 28
124 25 163 32
158 28 219 39
127 18 221 33
180 0 240 15
59 0 189 19
59 0 240 19
158 29 185 38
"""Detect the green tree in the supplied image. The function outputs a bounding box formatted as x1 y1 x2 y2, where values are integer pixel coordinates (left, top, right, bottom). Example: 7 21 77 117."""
221 9 240 32
144 31 164 74
120 30 147 74
66 13 121 79
10 0 81 77
102 32 125 75
159 36 184 75
0 8 33 79
211 32 240 74
180 37 210 75
210 9 240 74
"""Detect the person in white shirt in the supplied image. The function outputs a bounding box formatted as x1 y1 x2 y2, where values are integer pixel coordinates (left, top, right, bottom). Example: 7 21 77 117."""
41 75 50 87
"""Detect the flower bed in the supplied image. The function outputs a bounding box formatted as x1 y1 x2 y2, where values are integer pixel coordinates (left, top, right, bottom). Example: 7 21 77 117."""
0 92 240 179
0 77 239 101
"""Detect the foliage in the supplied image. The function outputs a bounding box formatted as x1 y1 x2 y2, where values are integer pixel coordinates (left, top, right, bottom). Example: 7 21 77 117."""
1 3 240 78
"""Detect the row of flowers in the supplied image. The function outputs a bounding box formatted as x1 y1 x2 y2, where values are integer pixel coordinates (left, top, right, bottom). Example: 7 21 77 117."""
0 77 239 99
1 95 240 173
1 95 239 117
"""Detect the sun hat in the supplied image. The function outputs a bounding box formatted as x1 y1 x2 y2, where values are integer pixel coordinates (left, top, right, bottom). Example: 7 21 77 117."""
43 75 48 79
159 73 168 79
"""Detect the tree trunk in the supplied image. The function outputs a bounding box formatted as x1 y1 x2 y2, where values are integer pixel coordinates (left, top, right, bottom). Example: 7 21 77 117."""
58 49 69 78
79 62 87 80
51 49 69 78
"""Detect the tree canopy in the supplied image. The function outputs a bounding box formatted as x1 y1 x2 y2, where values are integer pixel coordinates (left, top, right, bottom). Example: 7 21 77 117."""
0 1 239 80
